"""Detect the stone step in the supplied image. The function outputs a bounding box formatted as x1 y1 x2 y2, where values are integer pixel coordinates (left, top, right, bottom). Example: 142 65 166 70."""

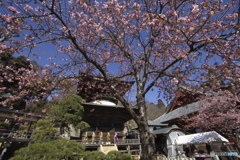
99 144 118 154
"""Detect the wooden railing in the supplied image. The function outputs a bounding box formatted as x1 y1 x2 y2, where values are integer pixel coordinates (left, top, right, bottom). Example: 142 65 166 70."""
124 139 140 144
79 138 140 145
0 129 33 141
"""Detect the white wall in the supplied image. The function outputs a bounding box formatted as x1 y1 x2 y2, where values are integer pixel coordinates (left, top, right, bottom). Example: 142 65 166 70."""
167 131 185 157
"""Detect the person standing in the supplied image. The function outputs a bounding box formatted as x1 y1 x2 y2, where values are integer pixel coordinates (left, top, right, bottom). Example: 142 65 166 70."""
92 132 95 143
99 131 103 144
107 132 110 144
83 132 88 144
206 143 212 154
221 142 233 160
114 132 118 143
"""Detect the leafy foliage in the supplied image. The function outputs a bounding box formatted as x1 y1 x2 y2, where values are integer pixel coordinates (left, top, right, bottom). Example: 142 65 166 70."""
11 106 88 159
106 151 131 160
1 0 240 159
81 151 131 160
10 138 85 160
25 99 56 114
32 119 58 142
48 94 89 134
82 151 106 160
182 91 240 152
0 52 30 71
0 51 55 109
0 52 40 93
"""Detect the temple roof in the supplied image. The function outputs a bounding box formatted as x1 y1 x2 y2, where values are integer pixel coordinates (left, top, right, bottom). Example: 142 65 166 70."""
153 101 201 124
164 84 215 113
77 74 134 104
0 106 47 122
148 120 168 127
152 125 182 135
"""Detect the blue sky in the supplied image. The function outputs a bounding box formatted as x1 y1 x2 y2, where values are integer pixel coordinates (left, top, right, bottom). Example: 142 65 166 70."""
11 0 239 106
25 42 165 105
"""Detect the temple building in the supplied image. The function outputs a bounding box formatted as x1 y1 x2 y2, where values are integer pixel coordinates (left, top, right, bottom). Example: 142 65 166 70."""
153 85 238 158
0 93 46 159
74 74 141 155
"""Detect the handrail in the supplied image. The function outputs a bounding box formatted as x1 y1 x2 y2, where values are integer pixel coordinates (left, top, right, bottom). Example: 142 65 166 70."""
79 138 140 145
0 130 33 139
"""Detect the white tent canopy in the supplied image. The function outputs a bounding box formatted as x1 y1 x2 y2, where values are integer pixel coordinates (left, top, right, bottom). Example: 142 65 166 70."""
175 131 228 145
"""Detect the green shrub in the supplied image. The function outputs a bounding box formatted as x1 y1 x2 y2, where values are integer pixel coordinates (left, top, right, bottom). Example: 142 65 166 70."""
82 151 106 160
10 138 85 160
106 151 131 160
32 119 58 142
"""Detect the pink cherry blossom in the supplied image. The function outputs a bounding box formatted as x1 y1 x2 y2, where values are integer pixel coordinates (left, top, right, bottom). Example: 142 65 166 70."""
6 6 20 14
4 119 9 123
192 4 199 13
0 0 239 159
171 78 179 84
24 4 33 12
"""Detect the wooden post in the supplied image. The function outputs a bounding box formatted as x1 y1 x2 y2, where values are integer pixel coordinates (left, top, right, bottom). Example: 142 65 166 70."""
127 145 130 154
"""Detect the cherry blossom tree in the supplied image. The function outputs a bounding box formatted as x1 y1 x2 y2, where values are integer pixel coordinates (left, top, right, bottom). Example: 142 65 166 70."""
0 0 240 159
182 91 240 152
0 54 57 109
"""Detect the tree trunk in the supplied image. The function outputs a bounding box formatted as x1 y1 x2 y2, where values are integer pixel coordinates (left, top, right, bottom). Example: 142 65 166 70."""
138 122 156 160
230 135 240 153
135 95 156 160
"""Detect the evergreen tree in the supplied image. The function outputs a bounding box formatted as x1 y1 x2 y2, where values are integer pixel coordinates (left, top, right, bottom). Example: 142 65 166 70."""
82 151 106 160
48 94 90 135
32 119 58 142
106 151 131 160
10 138 85 160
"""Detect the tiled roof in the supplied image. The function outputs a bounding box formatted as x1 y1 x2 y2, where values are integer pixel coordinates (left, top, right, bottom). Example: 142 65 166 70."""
152 125 181 134
153 101 201 124
147 120 168 127
175 131 228 145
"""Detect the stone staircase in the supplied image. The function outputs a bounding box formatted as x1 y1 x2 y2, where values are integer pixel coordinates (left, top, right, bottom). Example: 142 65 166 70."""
98 144 118 154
